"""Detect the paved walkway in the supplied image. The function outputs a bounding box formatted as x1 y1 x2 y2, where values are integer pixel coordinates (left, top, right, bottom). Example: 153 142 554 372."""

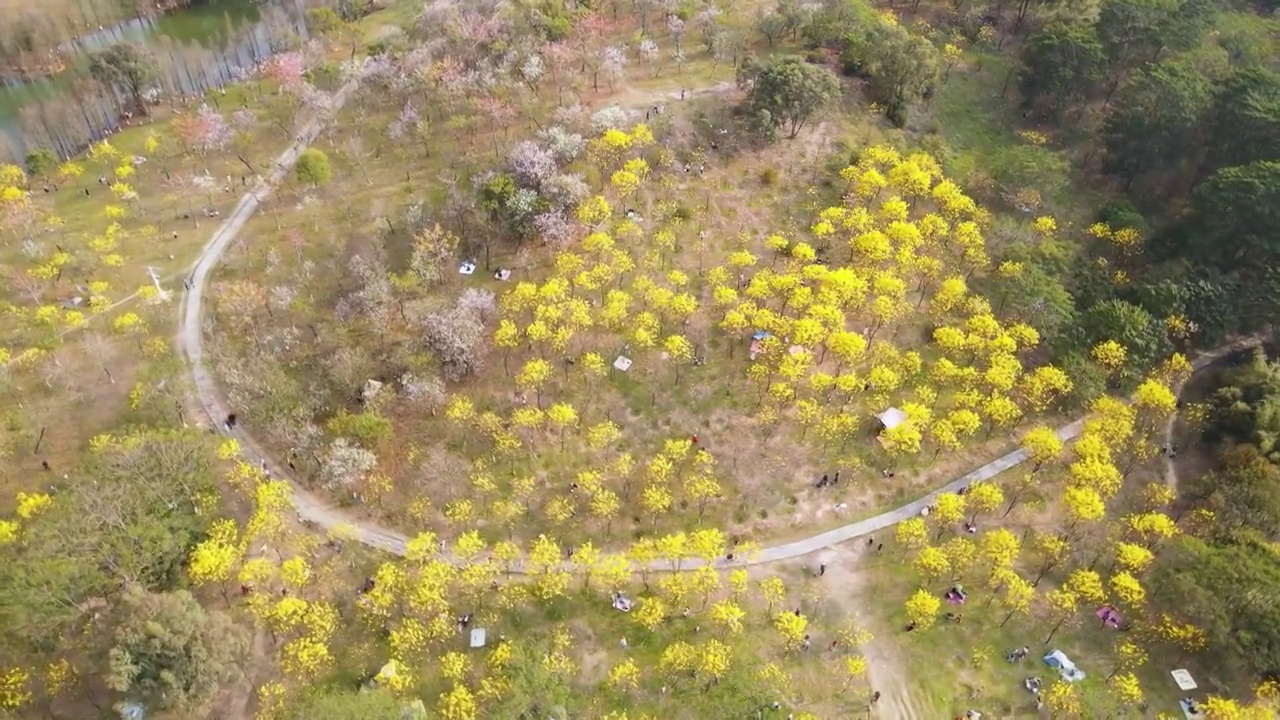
750 421 1086 564
174 76 1249 571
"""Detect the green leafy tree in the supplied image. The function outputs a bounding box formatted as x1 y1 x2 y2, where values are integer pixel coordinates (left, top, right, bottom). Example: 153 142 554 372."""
1019 23 1106 120
1203 67 1280 175
1073 299 1168 380
106 585 249 711
305 7 344 34
738 55 842 138
0 430 216 657
757 11 789 47
1177 161 1280 269
295 148 333 187
865 26 940 123
1152 535 1280 678
1097 0 1214 95
1102 58 1213 189
288 688 407 719
24 148 58 179
842 23 939 124
998 262 1076 337
1186 448 1280 539
479 173 518 222
481 638 574 717
88 43 157 116
326 409 393 447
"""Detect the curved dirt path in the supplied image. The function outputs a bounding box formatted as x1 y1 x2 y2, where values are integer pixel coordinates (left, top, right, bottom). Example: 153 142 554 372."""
176 76 412 558
1162 336 1263 490
176 77 1247 570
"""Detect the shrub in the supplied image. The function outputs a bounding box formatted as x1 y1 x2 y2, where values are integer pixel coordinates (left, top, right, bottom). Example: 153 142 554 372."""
1098 200 1150 236
759 167 779 185
305 7 343 33
326 409 393 447
886 100 908 129
667 203 693 222
803 48 829 64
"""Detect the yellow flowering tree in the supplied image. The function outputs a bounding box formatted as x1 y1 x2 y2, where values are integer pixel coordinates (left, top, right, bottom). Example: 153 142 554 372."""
904 589 941 630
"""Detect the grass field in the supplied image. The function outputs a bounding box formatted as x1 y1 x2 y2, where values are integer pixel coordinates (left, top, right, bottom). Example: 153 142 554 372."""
922 47 1110 229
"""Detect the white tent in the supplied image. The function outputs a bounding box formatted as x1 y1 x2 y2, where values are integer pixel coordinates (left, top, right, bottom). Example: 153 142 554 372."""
1043 649 1086 681
877 407 908 430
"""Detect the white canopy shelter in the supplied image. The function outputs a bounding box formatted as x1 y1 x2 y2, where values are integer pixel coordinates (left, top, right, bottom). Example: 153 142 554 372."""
1171 668 1198 691
877 407 908 430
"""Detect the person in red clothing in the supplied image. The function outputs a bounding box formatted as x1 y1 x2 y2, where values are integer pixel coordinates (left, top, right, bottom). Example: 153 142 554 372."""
691 433 698 444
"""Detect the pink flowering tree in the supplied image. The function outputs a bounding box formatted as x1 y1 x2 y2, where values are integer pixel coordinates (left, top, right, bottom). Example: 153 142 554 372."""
436 56 470 105
638 38 661 77
543 41 577 104
172 104 232 155
230 107 256 130
196 104 233 151
264 52 307 94
602 45 627 91
533 209 577 248
388 101 420 142
518 52 544 94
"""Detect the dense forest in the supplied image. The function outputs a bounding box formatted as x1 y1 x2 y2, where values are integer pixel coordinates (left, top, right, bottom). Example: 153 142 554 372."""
1022 2 1280 346
1017 0 1278 350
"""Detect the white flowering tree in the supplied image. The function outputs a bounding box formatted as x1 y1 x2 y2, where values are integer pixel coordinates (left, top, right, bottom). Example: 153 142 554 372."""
508 141 559 189
602 45 628 91
539 126 586 163
320 437 378 491
423 294 493 382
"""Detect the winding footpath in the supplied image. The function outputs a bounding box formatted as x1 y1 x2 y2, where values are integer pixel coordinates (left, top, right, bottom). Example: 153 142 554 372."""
175 78 1253 570
177 76 412 558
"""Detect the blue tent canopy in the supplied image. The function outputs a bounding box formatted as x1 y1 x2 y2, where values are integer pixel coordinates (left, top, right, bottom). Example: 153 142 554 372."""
752 330 772 340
